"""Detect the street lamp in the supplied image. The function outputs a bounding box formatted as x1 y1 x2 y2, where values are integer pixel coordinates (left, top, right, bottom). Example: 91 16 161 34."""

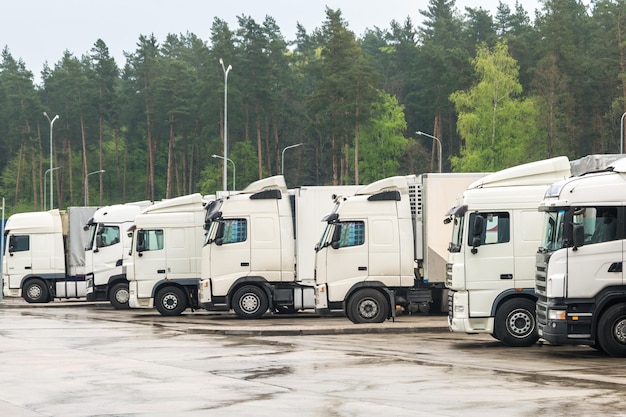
85 170 105 206
416 131 442 173
212 154 235 191
44 167 60 210
281 143 303 175
43 112 59 209
619 112 626 154
219 58 232 192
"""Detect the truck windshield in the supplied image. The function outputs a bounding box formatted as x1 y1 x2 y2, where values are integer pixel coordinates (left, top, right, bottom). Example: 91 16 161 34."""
316 223 333 251
448 214 464 253
86 223 97 251
540 209 566 251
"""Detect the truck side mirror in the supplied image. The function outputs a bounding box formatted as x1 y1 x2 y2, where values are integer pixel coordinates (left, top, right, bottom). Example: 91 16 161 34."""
471 215 484 254
8 235 15 255
136 231 145 256
572 223 584 250
330 225 342 250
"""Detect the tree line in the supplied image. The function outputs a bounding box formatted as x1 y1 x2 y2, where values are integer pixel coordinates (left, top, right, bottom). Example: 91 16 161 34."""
0 0 624 215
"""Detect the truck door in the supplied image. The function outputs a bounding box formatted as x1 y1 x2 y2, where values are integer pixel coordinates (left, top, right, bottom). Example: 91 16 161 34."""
465 212 515 317
208 218 251 294
89 225 122 287
5 234 32 290
566 206 623 297
133 229 167 298
323 220 369 302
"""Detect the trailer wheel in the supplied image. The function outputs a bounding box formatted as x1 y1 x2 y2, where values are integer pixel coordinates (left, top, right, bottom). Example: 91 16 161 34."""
155 286 187 316
232 285 268 319
109 282 130 310
347 289 389 324
494 298 538 347
597 304 626 357
23 279 49 303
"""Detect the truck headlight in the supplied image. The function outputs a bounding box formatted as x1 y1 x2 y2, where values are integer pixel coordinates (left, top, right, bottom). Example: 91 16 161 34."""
548 309 566 320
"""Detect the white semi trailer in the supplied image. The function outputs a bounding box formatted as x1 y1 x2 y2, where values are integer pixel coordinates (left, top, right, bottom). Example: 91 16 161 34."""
126 193 210 315
198 176 360 319
84 201 151 308
536 157 626 357
446 157 571 346
314 173 485 323
3 207 96 302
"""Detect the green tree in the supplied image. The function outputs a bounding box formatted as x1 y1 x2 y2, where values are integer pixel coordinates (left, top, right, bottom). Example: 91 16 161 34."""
355 91 408 184
89 39 119 204
0 48 41 211
416 0 472 171
450 41 540 171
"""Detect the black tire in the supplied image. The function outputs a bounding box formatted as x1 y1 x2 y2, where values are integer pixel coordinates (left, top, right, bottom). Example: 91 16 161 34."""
494 298 538 347
23 279 50 303
232 285 269 319
155 286 187 316
346 288 389 324
109 282 130 310
597 304 626 357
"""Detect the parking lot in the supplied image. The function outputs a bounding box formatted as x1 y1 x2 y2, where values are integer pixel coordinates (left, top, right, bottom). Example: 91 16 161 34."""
1 299 626 416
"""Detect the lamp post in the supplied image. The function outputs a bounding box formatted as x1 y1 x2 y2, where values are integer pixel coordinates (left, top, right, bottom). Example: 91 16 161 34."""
619 112 626 154
44 167 60 210
212 154 235 191
43 112 59 209
416 131 442 173
85 170 105 206
281 143 303 175
219 58 232 192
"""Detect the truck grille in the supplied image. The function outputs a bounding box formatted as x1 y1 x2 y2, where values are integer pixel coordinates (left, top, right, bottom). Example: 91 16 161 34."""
535 252 550 327
445 263 453 287
447 291 454 320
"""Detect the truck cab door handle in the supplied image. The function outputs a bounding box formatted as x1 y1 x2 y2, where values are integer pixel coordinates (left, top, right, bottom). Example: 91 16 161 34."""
358 266 367 271
241 262 250 267
157 269 166 274
25 266 31 270
500 274 513 280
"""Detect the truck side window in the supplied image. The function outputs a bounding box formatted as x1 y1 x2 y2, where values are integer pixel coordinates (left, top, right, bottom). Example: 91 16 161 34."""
138 229 164 251
222 219 247 244
98 226 120 248
587 207 618 244
8 235 29 253
338 221 365 248
468 212 510 246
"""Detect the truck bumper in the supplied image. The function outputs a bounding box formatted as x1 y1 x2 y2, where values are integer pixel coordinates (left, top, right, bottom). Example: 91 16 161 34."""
448 315 495 335
538 321 574 346
128 281 153 309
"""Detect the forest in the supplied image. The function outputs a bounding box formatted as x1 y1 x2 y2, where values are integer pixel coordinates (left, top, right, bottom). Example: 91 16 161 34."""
0 0 625 215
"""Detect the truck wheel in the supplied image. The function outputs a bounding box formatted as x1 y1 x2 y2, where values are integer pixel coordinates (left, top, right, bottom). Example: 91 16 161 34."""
23 279 50 303
155 286 187 316
597 304 626 357
494 298 538 347
109 282 130 310
347 289 389 324
232 285 268 319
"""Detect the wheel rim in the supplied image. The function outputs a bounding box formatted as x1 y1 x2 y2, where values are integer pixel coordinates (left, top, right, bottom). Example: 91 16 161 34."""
613 317 626 344
239 293 260 314
115 288 130 304
507 309 534 338
357 298 379 320
28 285 42 300
162 293 179 310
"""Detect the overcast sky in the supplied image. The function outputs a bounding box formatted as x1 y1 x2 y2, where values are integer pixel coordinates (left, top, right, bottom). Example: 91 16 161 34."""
2 0 542 84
